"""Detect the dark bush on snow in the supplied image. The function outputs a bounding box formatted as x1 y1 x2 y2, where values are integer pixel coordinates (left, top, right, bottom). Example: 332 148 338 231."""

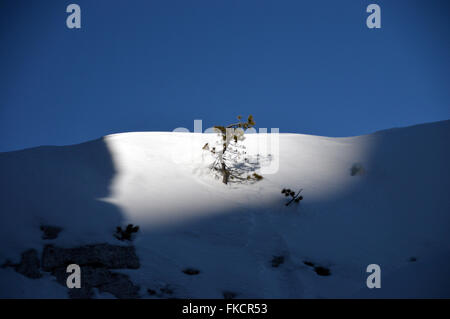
281 188 303 206
114 224 139 241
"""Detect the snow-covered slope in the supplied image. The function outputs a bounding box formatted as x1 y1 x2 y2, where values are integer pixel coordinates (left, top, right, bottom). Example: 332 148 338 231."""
1 120 449 298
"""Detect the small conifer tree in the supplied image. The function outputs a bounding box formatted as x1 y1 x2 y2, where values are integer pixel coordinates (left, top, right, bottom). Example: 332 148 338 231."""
203 115 262 184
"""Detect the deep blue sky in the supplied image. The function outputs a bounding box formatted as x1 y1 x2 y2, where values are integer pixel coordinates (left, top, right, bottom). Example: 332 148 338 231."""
1 0 449 152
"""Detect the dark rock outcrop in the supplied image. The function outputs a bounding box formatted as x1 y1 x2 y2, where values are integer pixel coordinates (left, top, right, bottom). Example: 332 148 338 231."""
6 243 141 298
40 225 63 240
41 243 140 271
182 268 200 275
98 272 140 299
271 255 285 268
15 249 42 279
52 265 140 299
41 243 140 299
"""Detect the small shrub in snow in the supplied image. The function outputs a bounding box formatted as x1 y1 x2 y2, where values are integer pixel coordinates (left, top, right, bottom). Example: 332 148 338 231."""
40 225 63 240
182 267 200 275
203 115 263 184
271 255 285 268
114 224 139 241
350 163 365 176
251 173 263 181
282 188 303 206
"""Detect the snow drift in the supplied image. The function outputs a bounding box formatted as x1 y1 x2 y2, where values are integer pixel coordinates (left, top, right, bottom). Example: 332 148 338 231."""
0 120 449 298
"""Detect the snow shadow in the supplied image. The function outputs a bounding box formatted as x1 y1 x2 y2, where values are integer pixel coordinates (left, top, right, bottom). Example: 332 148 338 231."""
0 138 125 253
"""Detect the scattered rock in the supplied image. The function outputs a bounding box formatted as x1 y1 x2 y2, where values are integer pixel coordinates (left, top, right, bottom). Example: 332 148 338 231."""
41 243 140 271
271 255 285 268
15 249 42 279
40 225 63 240
314 266 331 276
303 260 331 276
146 284 176 298
182 268 200 275
1 259 15 269
223 291 237 299
159 284 174 296
147 288 157 296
